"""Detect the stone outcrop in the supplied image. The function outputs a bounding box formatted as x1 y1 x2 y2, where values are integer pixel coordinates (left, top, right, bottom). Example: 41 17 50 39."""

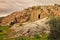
0 4 60 26
9 17 50 38
0 11 30 25
0 17 4 23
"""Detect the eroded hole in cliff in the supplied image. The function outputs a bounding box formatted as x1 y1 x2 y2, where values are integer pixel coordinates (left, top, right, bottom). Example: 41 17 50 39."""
38 14 40 19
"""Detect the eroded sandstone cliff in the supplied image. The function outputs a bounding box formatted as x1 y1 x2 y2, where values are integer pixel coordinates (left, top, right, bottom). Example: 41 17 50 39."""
0 4 60 26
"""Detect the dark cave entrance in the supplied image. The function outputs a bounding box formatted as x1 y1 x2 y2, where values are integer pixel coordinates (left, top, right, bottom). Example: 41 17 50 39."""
38 14 40 19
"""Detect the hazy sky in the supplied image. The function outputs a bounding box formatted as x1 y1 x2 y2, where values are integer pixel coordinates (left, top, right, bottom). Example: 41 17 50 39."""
0 0 60 17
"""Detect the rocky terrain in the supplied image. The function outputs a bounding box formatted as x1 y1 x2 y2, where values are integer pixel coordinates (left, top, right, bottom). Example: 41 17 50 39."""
0 4 60 26
8 17 50 38
0 4 60 40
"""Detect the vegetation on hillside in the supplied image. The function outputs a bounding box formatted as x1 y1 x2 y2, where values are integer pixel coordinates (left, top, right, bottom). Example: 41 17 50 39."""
0 25 50 40
48 16 60 40
0 4 60 40
0 16 60 40
0 25 12 40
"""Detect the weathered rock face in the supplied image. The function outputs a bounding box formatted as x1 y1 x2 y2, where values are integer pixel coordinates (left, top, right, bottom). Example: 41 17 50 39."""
9 17 50 38
0 17 4 23
0 4 60 26
0 11 30 25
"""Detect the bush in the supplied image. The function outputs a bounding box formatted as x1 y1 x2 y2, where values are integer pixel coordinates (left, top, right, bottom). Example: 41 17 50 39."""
48 16 60 40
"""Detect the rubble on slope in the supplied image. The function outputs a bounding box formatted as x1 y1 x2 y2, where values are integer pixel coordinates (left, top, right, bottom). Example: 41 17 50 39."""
8 17 50 38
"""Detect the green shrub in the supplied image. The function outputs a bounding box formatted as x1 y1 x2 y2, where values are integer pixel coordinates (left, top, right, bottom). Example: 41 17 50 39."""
48 16 60 40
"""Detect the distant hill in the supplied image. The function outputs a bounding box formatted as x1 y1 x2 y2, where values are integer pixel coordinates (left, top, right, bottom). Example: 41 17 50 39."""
0 4 60 26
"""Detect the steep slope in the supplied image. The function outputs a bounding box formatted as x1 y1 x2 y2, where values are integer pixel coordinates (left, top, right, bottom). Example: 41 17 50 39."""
6 17 50 38
0 4 60 26
0 17 4 23
0 11 30 26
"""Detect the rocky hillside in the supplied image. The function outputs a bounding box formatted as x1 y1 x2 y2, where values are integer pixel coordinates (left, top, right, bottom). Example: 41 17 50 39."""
0 17 4 23
0 4 60 40
6 17 50 38
0 4 60 26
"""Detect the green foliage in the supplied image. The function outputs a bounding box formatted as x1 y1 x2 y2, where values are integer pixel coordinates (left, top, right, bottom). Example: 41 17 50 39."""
13 34 49 40
48 16 60 40
34 34 41 39
40 34 49 40
0 25 10 32
0 33 4 40
0 26 50 40
15 36 40 40
0 25 10 40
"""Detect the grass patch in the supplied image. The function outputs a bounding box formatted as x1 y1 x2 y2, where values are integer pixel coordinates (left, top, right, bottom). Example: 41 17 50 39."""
0 25 10 40
13 34 50 40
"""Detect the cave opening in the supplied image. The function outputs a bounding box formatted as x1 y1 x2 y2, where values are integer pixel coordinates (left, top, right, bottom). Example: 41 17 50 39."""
38 14 40 19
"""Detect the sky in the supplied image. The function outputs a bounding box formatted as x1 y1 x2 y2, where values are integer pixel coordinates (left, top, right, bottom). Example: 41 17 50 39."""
0 0 60 17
